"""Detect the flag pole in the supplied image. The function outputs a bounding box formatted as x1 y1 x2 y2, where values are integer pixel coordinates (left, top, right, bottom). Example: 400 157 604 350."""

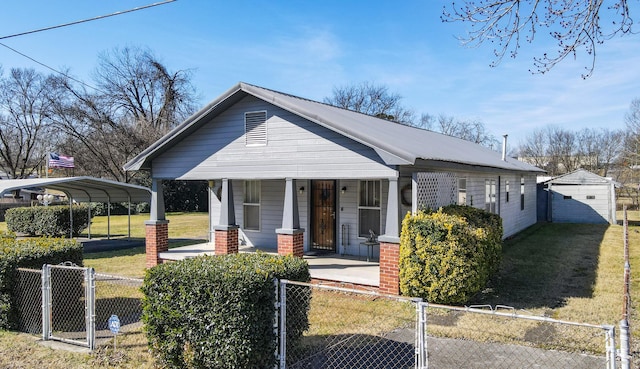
45 153 49 178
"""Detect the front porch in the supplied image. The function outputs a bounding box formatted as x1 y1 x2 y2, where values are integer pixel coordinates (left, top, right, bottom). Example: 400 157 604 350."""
159 243 380 288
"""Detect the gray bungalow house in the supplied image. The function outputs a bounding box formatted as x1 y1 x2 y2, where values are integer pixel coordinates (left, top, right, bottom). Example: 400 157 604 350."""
124 82 543 294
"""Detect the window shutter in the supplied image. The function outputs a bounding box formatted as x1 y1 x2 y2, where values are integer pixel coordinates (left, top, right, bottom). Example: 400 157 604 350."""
245 111 267 146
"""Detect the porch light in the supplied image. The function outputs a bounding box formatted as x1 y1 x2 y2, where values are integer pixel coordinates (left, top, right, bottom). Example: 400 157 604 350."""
299 186 305 194
341 186 347 194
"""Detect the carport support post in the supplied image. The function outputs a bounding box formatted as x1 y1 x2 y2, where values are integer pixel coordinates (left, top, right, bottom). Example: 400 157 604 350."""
214 179 239 255
145 179 169 268
277 178 304 257
378 177 401 295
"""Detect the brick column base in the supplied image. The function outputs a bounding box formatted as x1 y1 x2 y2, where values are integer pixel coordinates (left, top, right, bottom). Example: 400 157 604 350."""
379 241 400 295
145 220 169 268
277 232 304 257
214 227 239 255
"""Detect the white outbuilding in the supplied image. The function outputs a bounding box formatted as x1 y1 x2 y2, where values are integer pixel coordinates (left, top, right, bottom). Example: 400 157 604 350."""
541 169 619 224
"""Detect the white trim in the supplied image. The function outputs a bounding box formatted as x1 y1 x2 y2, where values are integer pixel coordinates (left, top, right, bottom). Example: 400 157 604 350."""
243 180 261 231
357 179 381 238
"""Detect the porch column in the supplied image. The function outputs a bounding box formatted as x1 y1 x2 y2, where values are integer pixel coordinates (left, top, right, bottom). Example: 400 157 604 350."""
145 179 169 268
378 177 401 295
214 178 239 255
276 178 304 257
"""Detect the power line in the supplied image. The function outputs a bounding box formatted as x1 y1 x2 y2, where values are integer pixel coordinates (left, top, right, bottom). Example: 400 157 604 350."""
0 41 103 92
0 0 176 40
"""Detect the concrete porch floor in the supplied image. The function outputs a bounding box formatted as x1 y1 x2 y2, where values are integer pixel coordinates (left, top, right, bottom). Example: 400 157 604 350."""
159 243 380 288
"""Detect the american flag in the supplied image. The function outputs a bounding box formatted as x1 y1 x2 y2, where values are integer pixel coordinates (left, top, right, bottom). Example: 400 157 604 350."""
48 153 75 168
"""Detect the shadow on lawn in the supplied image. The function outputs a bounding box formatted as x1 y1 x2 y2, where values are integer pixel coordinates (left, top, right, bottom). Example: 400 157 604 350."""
470 222 608 310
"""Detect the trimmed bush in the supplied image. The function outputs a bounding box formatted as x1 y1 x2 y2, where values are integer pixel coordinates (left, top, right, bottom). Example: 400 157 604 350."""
399 205 502 304
0 233 83 329
5 205 91 237
142 253 310 369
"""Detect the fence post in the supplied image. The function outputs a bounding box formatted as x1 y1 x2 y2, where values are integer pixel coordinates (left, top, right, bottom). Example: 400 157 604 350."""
85 268 96 351
279 280 288 369
41 264 51 341
619 319 631 369
416 302 428 369
273 278 279 369
604 325 617 369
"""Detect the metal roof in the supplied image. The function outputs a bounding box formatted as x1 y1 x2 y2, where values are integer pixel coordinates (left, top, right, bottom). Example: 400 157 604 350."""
124 82 544 173
543 169 620 186
0 176 151 203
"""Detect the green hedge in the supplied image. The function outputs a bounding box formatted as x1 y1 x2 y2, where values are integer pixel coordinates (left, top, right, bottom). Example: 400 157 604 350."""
5 205 91 237
0 233 83 329
142 253 310 369
399 205 503 304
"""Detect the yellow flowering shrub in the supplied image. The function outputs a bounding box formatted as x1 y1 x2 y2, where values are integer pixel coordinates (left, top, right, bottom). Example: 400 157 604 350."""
399 205 502 304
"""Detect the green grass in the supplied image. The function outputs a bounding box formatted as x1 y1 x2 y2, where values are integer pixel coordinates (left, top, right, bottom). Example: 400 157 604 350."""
0 212 638 366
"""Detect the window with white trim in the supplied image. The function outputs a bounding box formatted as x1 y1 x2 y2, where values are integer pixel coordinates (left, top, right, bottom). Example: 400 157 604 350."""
243 180 260 231
520 175 525 210
485 179 496 213
358 180 381 237
245 111 267 146
458 178 467 205
505 180 510 202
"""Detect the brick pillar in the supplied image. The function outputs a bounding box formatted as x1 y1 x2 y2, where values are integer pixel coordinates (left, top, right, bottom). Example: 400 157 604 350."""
379 241 400 295
277 232 304 257
145 220 169 268
214 227 239 255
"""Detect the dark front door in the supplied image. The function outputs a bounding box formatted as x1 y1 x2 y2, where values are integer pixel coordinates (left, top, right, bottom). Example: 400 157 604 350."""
311 180 336 252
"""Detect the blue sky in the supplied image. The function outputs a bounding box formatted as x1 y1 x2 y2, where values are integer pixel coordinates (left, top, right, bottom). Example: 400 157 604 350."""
1 1 639 147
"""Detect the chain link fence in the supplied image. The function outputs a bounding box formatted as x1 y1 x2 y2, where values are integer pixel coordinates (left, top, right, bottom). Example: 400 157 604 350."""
280 280 420 369
417 303 616 369
94 273 143 343
279 280 619 369
13 265 143 350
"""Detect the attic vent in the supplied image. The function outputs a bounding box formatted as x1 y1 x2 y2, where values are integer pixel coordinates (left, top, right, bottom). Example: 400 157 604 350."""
245 111 267 146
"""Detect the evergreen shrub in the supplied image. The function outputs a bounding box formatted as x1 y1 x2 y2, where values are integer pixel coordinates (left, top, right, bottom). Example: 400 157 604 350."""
142 252 310 369
5 205 91 236
399 205 502 304
0 233 82 329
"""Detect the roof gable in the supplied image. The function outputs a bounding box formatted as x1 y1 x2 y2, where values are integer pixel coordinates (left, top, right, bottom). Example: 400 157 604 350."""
124 82 543 173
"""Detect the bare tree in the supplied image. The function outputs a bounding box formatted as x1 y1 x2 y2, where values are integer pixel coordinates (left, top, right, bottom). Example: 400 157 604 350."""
442 1 635 77
51 47 198 182
421 113 500 149
324 82 416 125
518 124 623 176
518 128 549 169
0 68 58 179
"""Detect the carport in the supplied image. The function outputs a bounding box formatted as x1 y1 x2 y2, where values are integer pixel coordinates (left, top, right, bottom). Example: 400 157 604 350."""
0 176 151 238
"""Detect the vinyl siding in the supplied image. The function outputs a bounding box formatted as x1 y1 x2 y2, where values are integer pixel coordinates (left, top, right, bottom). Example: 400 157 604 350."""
151 96 397 180
549 183 612 224
432 171 536 238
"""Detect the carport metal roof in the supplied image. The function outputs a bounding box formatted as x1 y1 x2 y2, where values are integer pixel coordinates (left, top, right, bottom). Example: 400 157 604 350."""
0 177 151 240
0 176 151 203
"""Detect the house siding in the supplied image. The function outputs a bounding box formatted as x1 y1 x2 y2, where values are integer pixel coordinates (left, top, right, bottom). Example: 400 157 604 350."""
421 171 537 238
151 96 397 180
549 183 612 224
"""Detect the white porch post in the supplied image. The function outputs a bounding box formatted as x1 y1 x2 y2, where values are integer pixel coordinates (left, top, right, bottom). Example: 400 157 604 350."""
214 178 239 254
277 178 304 257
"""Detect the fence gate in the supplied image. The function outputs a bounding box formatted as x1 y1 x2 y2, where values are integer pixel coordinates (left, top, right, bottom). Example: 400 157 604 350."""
42 263 95 350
